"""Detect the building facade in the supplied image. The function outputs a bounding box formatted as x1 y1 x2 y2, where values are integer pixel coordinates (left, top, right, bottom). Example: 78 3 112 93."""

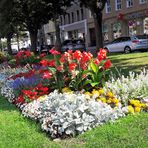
44 0 148 47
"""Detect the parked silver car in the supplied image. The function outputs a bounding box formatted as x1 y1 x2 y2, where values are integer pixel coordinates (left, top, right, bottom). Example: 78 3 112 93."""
104 35 148 53
61 39 86 52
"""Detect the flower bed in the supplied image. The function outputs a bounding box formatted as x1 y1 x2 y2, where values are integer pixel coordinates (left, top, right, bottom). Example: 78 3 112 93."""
0 49 148 139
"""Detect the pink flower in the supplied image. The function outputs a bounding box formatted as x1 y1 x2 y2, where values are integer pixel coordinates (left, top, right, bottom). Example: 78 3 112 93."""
49 48 60 55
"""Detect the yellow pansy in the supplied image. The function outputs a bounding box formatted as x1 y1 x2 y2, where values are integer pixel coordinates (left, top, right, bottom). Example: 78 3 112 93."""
96 98 101 102
98 88 104 95
62 87 73 93
100 97 106 103
135 107 141 113
38 95 47 102
141 103 147 109
106 99 112 104
128 105 134 114
84 92 92 97
115 103 119 107
92 89 100 97
112 98 119 104
106 91 114 98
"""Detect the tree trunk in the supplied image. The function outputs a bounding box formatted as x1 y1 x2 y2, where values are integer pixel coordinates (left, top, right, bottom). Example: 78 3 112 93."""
6 36 12 55
16 33 20 51
29 30 38 53
54 19 61 51
93 12 103 54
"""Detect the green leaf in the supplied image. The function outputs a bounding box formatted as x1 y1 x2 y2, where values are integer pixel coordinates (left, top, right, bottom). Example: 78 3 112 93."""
90 82 99 87
48 67 56 73
90 62 98 73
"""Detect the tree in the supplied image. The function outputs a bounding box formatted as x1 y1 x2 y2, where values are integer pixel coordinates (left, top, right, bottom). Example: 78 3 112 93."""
0 0 15 54
11 0 54 53
79 0 107 52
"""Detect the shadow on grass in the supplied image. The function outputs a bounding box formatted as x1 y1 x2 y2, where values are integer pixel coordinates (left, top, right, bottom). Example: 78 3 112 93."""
110 64 148 77
0 96 17 111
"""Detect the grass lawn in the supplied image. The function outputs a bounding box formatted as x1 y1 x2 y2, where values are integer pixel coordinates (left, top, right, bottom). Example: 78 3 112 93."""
1 52 148 147
109 52 148 76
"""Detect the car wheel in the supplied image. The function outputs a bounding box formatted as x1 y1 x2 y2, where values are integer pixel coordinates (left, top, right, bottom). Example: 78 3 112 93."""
124 46 131 54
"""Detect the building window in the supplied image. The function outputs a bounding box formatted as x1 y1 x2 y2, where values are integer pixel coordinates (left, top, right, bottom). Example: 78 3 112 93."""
115 0 122 10
113 23 122 39
139 0 147 4
126 0 133 8
77 10 80 21
106 0 111 13
128 20 137 36
81 8 84 20
71 12 74 23
144 18 148 34
102 24 109 41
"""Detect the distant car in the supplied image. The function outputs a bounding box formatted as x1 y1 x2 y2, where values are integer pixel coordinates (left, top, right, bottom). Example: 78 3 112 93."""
104 35 148 53
37 45 54 54
61 39 86 52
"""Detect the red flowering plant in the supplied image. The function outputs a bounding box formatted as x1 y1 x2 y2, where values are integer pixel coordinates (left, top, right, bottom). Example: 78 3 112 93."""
14 83 49 104
14 50 41 66
38 48 112 92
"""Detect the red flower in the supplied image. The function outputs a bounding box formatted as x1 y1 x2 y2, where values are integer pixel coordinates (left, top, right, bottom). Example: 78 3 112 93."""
94 59 100 65
47 59 55 67
97 48 107 61
40 53 46 58
82 52 92 63
56 66 63 71
59 55 66 63
69 63 77 71
42 70 52 79
73 50 82 61
103 59 112 69
80 61 87 70
14 95 25 104
39 59 48 67
49 48 60 55
64 52 72 61
25 51 31 57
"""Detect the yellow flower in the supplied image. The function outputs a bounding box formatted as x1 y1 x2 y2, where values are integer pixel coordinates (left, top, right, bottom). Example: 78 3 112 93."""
106 99 112 104
38 95 47 102
106 91 114 98
115 103 119 107
84 92 92 97
135 107 141 113
96 98 101 102
112 98 119 104
62 87 73 93
98 88 104 95
141 103 147 109
100 97 106 103
129 100 141 107
128 105 134 114
129 99 135 105
92 89 100 97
